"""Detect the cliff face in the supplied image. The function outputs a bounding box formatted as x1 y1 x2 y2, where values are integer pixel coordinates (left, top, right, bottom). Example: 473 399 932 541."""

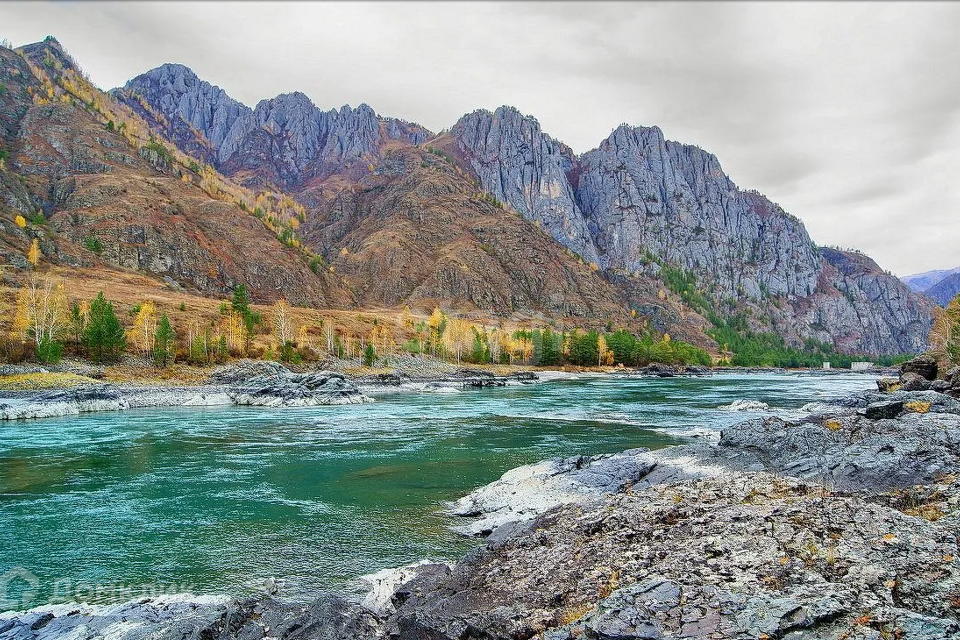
444 107 600 264
576 125 821 300
447 107 932 355
300 147 675 325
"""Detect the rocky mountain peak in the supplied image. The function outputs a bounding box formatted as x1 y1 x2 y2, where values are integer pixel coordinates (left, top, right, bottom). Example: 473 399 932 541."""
119 63 250 163
448 106 600 263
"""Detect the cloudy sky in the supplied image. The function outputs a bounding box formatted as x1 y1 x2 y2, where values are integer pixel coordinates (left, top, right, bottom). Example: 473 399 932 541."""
3 1 957 276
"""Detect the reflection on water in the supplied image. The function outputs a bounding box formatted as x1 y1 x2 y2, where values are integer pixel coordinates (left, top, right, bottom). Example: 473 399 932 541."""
0 372 873 606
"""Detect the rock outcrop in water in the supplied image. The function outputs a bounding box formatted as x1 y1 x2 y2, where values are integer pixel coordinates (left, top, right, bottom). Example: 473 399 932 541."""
0 385 127 420
0 362 370 420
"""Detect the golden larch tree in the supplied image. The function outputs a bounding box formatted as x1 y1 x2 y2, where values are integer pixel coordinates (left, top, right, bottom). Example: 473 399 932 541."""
27 238 41 266
128 301 157 356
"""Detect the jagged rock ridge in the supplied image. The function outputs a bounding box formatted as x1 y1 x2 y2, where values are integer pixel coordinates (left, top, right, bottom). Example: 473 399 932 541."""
117 65 432 193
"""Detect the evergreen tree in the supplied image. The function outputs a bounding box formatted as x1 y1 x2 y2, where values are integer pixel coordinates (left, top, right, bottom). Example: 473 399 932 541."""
84 292 126 362
363 342 377 367
231 284 250 315
153 314 176 367
570 331 599 366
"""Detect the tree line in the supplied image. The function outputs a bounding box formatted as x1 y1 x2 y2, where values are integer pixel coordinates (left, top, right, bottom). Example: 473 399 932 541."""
1 274 713 369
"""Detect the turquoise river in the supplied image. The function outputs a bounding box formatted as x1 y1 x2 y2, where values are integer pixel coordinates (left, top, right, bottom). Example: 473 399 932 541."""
0 372 876 609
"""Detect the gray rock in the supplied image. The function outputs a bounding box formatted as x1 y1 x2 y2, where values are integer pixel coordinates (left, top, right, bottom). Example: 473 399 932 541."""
210 361 372 406
0 384 128 420
900 371 931 391
0 594 381 640
861 400 905 419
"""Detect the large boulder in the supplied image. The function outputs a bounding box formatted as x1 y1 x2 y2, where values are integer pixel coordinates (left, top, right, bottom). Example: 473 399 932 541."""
900 354 938 381
229 370 372 407
899 371 931 391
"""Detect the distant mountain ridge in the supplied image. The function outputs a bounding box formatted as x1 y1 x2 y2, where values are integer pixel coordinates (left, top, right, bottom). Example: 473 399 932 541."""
116 65 430 197
0 39 935 355
902 266 960 306
924 271 960 306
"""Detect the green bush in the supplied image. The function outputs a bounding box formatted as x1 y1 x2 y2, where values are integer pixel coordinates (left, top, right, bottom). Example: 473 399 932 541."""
36 338 63 364
82 236 104 254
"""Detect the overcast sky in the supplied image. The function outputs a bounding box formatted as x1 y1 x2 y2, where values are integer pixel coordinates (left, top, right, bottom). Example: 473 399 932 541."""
3 1 957 277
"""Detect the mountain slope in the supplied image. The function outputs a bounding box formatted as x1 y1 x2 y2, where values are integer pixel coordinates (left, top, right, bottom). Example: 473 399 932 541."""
299 145 710 343
0 38 353 307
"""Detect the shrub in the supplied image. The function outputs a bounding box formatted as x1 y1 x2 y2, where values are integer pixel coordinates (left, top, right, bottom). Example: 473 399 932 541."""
153 314 176 367
363 343 376 367
82 236 104 254
35 338 63 364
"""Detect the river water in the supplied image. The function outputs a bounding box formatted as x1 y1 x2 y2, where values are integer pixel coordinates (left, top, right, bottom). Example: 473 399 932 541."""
0 372 875 609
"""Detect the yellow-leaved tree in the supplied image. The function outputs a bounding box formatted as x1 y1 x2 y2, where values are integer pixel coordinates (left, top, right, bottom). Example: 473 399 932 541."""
27 238 41 266
444 318 471 365
930 296 960 369
272 299 293 347
222 310 247 354
428 307 447 357
597 334 614 366
128 301 157 357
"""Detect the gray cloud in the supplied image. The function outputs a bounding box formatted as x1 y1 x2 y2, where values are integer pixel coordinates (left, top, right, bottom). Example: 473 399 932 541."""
1 0 957 276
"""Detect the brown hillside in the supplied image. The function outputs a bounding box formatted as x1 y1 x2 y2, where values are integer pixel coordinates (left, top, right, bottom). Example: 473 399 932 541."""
0 39 353 307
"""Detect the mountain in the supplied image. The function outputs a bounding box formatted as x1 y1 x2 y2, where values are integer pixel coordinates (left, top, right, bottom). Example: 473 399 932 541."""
0 39 678 333
439 107 932 354
7 41 932 355
902 267 960 293
926 272 960 306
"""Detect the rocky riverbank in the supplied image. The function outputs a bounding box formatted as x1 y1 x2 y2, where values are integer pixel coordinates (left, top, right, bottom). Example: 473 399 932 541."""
0 361 372 420
2 358 958 638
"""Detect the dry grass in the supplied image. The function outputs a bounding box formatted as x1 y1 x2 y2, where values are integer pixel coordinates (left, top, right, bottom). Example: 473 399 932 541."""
0 371 100 390
904 401 931 414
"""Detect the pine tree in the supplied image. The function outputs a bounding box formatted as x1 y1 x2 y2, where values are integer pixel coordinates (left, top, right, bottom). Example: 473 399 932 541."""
231 284 250 315
363 342 376 367
84 292 126 362
153 314 176 367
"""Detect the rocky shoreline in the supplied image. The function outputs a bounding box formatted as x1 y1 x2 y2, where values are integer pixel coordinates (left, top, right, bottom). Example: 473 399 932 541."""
0 358 893 421
1 358 958 638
